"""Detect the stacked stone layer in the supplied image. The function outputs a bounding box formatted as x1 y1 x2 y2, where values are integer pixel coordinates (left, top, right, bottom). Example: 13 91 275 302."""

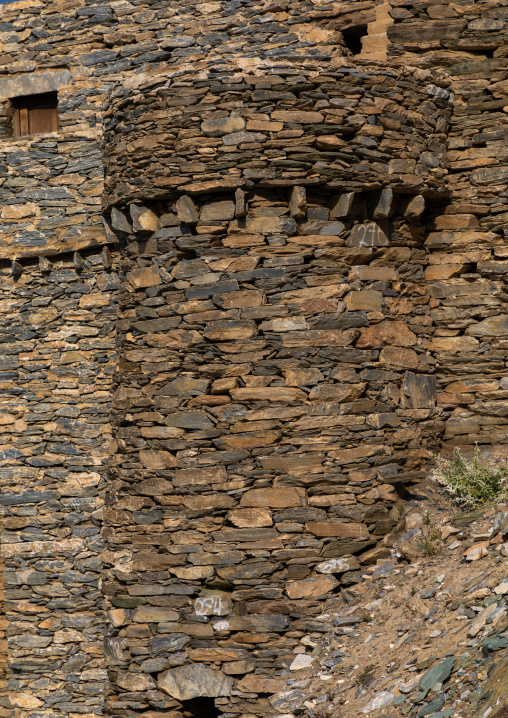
99 66 451 717
387 0 508 454
0 1 508 718
0 247 118 717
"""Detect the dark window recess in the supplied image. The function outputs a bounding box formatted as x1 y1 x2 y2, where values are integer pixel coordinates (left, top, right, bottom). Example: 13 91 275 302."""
13 92 58 137
343 24 368 55
181 698 220 718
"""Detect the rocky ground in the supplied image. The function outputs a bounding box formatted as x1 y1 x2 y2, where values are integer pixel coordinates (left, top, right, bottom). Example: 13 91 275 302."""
271 482 508 718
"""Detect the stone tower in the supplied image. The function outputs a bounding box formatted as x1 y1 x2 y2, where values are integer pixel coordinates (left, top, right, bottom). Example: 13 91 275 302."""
0 1 507 717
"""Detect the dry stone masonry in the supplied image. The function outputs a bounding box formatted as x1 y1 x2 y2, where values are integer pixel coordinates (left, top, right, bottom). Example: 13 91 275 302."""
0 1 507 717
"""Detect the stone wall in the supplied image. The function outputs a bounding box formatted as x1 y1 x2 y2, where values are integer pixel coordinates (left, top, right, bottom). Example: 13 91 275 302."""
0 0 183 715
388 0 508 456
99 64 453 717
0 1 508 718
0 246 119 718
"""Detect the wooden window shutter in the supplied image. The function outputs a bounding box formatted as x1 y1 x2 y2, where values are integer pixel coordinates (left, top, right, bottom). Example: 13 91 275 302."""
13 92 58 137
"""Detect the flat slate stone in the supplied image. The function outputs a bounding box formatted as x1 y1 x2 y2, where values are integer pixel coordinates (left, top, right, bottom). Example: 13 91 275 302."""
419 657 455 693
158 663 234 700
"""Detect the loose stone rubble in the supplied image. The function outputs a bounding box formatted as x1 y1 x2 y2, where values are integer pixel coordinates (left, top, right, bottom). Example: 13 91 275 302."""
281 496 508 718
1 0 508 717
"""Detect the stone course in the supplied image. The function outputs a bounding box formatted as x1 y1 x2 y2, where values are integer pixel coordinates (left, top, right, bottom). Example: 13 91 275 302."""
0 1 508 718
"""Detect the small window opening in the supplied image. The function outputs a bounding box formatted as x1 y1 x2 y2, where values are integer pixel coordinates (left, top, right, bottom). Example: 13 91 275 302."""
343 24 368 55
12 91 58 137
181 698 220 718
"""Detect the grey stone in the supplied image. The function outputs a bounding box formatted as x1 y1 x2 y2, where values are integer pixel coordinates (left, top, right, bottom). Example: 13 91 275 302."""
403 372 436 409
330 192 355 218
0 69 71 98
81 50 118 66
165 411 214 430
223 131 266 146
176 195 199 224
151 634 190 655
347 221 390 247
289 186 306 218
419 657 455 692
370 187 394 219
158 663 234 700
110 207 132 233
200 201 235 222
201 116 245 137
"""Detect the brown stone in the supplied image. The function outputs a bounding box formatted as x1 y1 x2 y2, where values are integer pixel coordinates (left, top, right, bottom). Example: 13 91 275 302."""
285 575 339 599
289 186 306 218
345 290 383 312
127 266 161 290
237 675 287 694
139 450 177 469
305 522 370 539
230 387 307 403
182 495 234 510
380 346 419 369
228 508 273 527
284 368 324 386
283 329 357 347
173 467 226 487
159 664 234 700
308 383 366 402
315 134 347 150
204 320 257 341
201 116 245 136
271 110 324 123
176 195 199 223
240 487 306 508
356 320 417 348
200 201 235 221
132 607 179 622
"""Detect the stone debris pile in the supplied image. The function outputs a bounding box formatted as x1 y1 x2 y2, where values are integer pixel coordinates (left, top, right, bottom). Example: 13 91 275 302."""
276 500 508 718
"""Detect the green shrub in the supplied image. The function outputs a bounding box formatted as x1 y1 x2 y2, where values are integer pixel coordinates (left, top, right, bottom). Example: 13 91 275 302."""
432 444 507 507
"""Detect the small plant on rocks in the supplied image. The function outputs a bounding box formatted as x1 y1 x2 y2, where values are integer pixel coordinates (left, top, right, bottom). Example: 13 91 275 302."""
420 511 442 557
431 444 508 507
355 663 378 686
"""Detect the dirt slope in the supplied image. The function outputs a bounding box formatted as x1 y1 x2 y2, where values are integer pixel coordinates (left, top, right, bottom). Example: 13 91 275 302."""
270 487 508 718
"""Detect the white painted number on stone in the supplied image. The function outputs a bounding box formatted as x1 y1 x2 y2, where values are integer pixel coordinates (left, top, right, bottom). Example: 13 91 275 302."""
350 222 389 247
195 595 230 616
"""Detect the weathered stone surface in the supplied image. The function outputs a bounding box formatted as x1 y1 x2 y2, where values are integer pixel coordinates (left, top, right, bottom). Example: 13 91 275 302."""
3 3 508 717
357 321 417 348
158 664 234 700
201 116 246 137
347 222 390 247
286 575 339 599
466 316 508 337
176 195 199 223
309 383 366 402
241 488 305 508
316 556 361 574
306 523 370 539
0 69 71 98
131 204 159 233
